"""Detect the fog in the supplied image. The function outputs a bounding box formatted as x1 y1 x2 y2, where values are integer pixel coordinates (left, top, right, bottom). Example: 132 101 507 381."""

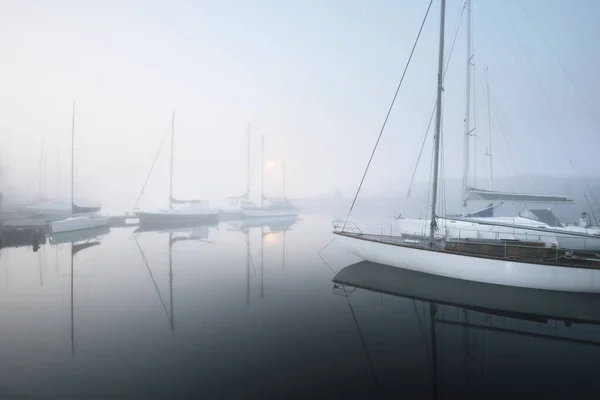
1 0 599 215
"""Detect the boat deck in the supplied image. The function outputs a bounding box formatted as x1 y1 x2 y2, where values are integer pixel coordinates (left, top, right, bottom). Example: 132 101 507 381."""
335 231 600 270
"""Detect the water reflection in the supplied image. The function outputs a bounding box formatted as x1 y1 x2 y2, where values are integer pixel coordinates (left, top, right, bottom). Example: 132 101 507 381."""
228 216 300 301
5 216 599 397
333 261 600 398
50 226 110 357
133 221 216 331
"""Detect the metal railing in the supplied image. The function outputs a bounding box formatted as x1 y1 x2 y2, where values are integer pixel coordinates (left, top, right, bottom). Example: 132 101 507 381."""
333 220 362 234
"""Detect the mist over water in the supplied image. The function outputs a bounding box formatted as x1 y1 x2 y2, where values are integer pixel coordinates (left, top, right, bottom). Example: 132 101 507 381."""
0 215 599 398
1 1 600 398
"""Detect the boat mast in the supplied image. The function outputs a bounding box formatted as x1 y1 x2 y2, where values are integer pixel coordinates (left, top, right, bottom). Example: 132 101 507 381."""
428 0 447 246
260 135 264 208
169 111 175 210
485 67 493 191
282 160 286 199
56 147 60 198
71 102 75 215
461 0 472 215
246 123 251 198
38 142 44 199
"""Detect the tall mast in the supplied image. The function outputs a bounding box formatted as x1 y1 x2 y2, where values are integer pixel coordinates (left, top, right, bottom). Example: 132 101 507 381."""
260 135 264 208
282 160 286 199
38 142 44 199
169 111 175 210
71 102 75 213
485 67 493 191
461 0 472 215
246 123 251 198
428 0 446 246
56 147 60 198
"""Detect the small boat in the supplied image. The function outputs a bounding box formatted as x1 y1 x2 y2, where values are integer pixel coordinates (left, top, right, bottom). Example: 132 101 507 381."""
218 124 259 219
52 215 109 234
50 224 110 245
243 198 298 218
134 111 220 225
133 217 218 234
228 215 299 233
51 103 108 234
242 135 298 218
135 200 219 225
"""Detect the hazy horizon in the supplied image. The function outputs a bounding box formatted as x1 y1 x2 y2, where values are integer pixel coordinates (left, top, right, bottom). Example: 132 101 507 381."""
1 0 599 214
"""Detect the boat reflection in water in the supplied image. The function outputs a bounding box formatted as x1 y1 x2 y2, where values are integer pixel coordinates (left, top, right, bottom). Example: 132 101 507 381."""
333 261 600 398
49 226 109 356
50 225 111 245
228 215 300 302
133 221 215 330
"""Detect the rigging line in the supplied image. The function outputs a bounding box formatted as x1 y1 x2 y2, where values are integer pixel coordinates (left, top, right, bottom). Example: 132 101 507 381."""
500 2 598 210
483 74 525 190
134 123 172 208
583 194 600 228
479 66 523 189
517 2 600 135
133 235 171 323
342 0 435 231
318 251 337 276
342 285 383 399
488 111 515 191
487 93 522 191
403 1 466 206
246 236 258 277
479 73 521 190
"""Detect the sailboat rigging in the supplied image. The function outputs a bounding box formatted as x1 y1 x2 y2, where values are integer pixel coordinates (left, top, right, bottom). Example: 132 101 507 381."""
50 227 106 356
242 135 298 218
333 0 600 293
133 223 212 330
219 123 259 218
134 111 220 225
440 0 600 247
51 103 108 233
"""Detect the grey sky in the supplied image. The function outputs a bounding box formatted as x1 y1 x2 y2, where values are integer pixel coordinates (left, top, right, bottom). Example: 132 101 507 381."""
1 0 598 213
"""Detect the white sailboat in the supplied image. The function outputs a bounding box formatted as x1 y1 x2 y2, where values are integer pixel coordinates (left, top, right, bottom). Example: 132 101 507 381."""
394 0 600 251
334 0 600 294
218 124 260 218
134 111 220 225
242 135 298 218
51 103 108 234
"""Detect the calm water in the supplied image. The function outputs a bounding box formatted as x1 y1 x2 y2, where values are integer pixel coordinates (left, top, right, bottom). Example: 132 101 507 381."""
1 214 600 399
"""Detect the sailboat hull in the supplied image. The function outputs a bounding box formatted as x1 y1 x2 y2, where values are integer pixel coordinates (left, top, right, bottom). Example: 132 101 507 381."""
243 209 297 218
51 216 109 234
135 210 220 225
334 232 600 293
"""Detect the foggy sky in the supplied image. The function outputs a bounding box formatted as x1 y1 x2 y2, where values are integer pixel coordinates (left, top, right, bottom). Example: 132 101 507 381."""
1 0 599 213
